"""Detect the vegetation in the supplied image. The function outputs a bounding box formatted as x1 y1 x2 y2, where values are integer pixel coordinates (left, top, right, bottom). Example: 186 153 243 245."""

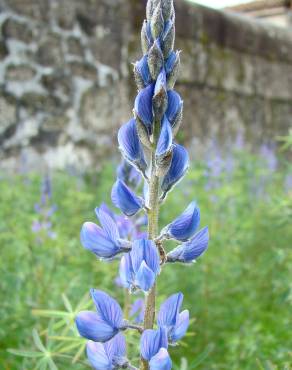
1 145 291 369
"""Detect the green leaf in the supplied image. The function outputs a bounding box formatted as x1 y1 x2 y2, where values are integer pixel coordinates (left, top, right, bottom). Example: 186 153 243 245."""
32 329 47 352
7 348 43 358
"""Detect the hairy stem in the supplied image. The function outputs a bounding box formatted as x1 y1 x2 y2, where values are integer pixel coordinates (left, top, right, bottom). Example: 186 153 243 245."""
140 133 160 369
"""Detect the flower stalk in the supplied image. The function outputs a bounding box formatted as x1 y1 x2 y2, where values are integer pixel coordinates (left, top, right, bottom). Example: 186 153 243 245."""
75 0 210 369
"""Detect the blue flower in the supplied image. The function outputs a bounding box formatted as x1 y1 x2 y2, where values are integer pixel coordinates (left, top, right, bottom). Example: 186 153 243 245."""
117 160 142 189
149 348 172 370
119 239 160 292
118 119 147 175
162 201 200 241
156 116 173 161
135 55 152 87
167 226 209 263
76 290 124 343
158 293 189 344
111 179 144 217
134 83 155 133
141 326 168 361
161 144 189 197
86 333 127 370
166 90 183 126
80 207 130 260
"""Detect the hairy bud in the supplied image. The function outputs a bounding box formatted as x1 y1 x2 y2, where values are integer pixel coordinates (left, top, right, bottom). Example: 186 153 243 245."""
134 112 153 150
156 150 173 177
141 21 151 54
172 105 183 137
162 20 175 58
151 4 164 39
167 52 180 89
148 41 164 80
161 0 174 21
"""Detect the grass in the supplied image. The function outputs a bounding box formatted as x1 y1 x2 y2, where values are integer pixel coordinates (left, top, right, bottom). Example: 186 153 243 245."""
0 149 291 370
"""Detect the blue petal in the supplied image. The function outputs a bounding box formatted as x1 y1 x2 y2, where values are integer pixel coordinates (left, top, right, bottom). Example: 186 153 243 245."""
119 254 134 289
104 333 126 361
156 116 173 159
161 144 189 194
111 180 143 217
165 51 179 75
95 207 120 243
168 201 200 241
143 239 160 275
158 293 183 328
118 119 147 173
90 289 123 329
136 260 156 292
171 310 189 342
86 341 111 370
76 311 117 342
182 226 209 262
149 348 172 370
141 327 168 361
166 90 183 125
80 222 120 259
117 160 142 188
134 83 155 130
135 55 152 86
154 68 167 96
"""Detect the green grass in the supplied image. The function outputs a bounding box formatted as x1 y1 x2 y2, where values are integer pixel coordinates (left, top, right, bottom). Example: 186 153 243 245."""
0 151 291 369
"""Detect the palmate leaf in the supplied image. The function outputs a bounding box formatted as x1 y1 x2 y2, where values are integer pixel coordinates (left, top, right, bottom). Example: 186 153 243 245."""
7 349 43 358
32 329 47 352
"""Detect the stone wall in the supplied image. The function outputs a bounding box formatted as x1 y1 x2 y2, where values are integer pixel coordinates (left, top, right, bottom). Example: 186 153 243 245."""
0 0 291 171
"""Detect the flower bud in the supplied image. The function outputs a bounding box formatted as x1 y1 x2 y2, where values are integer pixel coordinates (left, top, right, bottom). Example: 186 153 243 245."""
135 113 152 149
166 51 180 89
162 20 175 58
153 69 168 120
161 0 174 21
148 40 164 80
141 20 152 54
151 3 164 39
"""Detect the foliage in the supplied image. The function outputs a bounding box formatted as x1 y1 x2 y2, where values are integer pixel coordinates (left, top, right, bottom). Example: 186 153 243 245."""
1 146 291 369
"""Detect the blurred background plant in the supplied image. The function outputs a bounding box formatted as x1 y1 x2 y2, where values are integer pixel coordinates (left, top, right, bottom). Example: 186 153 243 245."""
1 135 291 369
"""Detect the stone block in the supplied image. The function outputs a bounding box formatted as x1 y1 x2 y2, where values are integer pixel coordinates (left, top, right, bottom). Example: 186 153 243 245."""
36 33 63 66
2 18 33 43
5 64 36 81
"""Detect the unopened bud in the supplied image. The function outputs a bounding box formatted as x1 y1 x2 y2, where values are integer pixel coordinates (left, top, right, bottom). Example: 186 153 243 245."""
156 149 173 177
162 20 175 58
161 0 174 21
148 40 164 80
151 4 164 39
172 105 183 137
141 21 151 54
134 113 152 150
167 52 180 89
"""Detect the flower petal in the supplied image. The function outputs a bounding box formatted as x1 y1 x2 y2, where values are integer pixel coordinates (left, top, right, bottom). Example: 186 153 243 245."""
166 90 183 125
141 327 168 361
104 333 126 361
135 55 152 86
76 311 117 342
143 239 160 275
119 254 134 289
80 222 120 259
136 260 156 292
111 180 143 217
171 310 189 342
95 207 119 243
156 116 173 159
118 119 147 174
134 83 155 130
158 292 183 328
167 201 200 241
90 289 123 329
161 144 189 196
86 341 111 370
149 348 172 370
182 226 209 262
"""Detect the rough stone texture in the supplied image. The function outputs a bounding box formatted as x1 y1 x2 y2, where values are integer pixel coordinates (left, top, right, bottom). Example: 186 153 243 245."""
0 0 291 171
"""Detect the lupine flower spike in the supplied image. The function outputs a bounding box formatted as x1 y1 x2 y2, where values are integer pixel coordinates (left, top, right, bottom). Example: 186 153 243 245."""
76 0 210 369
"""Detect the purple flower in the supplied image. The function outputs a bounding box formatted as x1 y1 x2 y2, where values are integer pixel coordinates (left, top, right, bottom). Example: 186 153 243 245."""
134 83 155 133
135 55 152 87
111 180 144 217
162 201 200 241
167 227 209 263
80 207 131 260
119 239 160 292
141 326 168 361
86 333 127 370
158 293 189 344
76 290 124 343
156 116 173 161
